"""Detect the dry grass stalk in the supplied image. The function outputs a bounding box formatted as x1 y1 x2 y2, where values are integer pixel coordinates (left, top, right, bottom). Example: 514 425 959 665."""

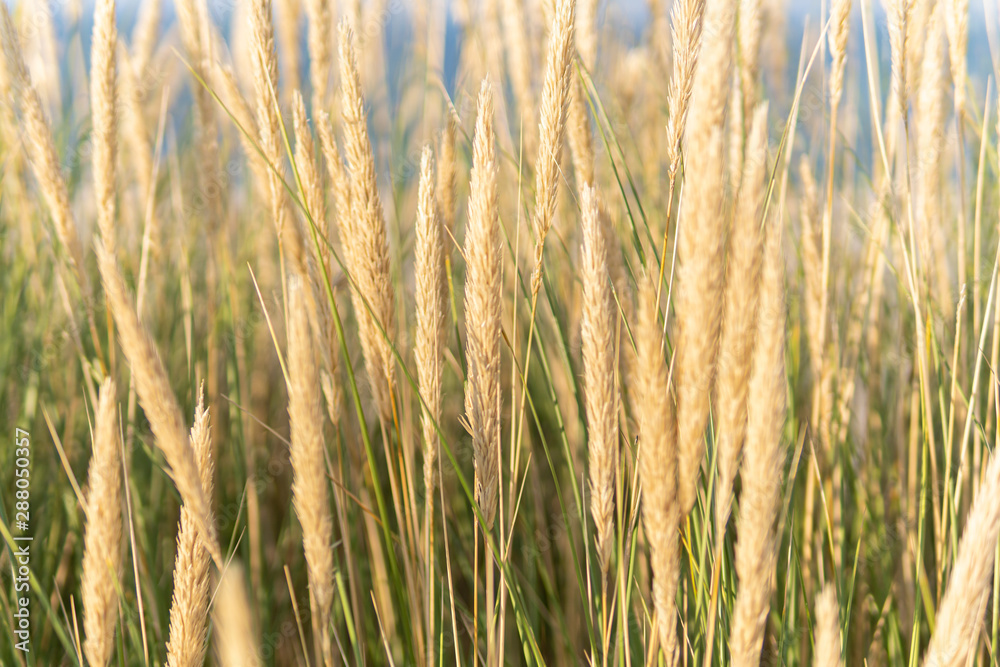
165 389 215 667
635 278 680 665
250 0 303 262
416 147 447 501
0 4 90 301
730 206 787 667
828 0 852 110
813 585 842 667
286 278 335 666
317 110 355 260
924 447 1000 665
214 564 262 667
82 378 123 667
673 0 735 516
175 0 221 223
90 0 119 259
304 0 331 113
664 0 707 177
292 90 327 244
905 0 933 99
799 159 824 386
888 0 913 112
580 184 618 577
339 21 398 421
800 166 836 474
175 0 210 71
253 1 334 431
292 93 343 429
96 244 222 567
120 47 156 255
530 0 577 298
501 0 539 156
799 157 835 462
210 61 268 189
944 0 968 113
465 80 503 530
673 128 726 516
916 3 949 306
129 0 161 78
275 0 302 94
715 104 768 535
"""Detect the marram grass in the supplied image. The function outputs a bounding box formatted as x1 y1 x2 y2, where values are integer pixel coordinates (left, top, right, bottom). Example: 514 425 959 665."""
1 0 1000 664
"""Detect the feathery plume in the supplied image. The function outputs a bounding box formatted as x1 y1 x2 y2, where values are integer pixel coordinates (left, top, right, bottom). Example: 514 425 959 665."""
0 3 90 300
501 0 539 155
120 47 156 260
317 110 355 261
416 147 447 500
292 96 342 423
715 104 768 534
828 0 852 109
813 585 842 667
210 61 267 188
250 0 299 254
305 0 331 112
175 0 210 71
580 184 618 576
888 0 912 112
82 378 123 667
96 245 222 567
90 0 119 259
464 80 502 529
905 0 932 99
292 91 344 424
130 0 161 77
916 3 949 305
275 0 302 93
339 21 398 420
165 389 214 667
175 0 221 224
673 124 727 516
253 3 334 429
673 0 735 516
799 158 824 384
286 277 335 666
730 207 787 667
531 0 577 298
924 447 1000 665
293 90 327 242
944 0 968 113
635 278 681 665
664 0 707 177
